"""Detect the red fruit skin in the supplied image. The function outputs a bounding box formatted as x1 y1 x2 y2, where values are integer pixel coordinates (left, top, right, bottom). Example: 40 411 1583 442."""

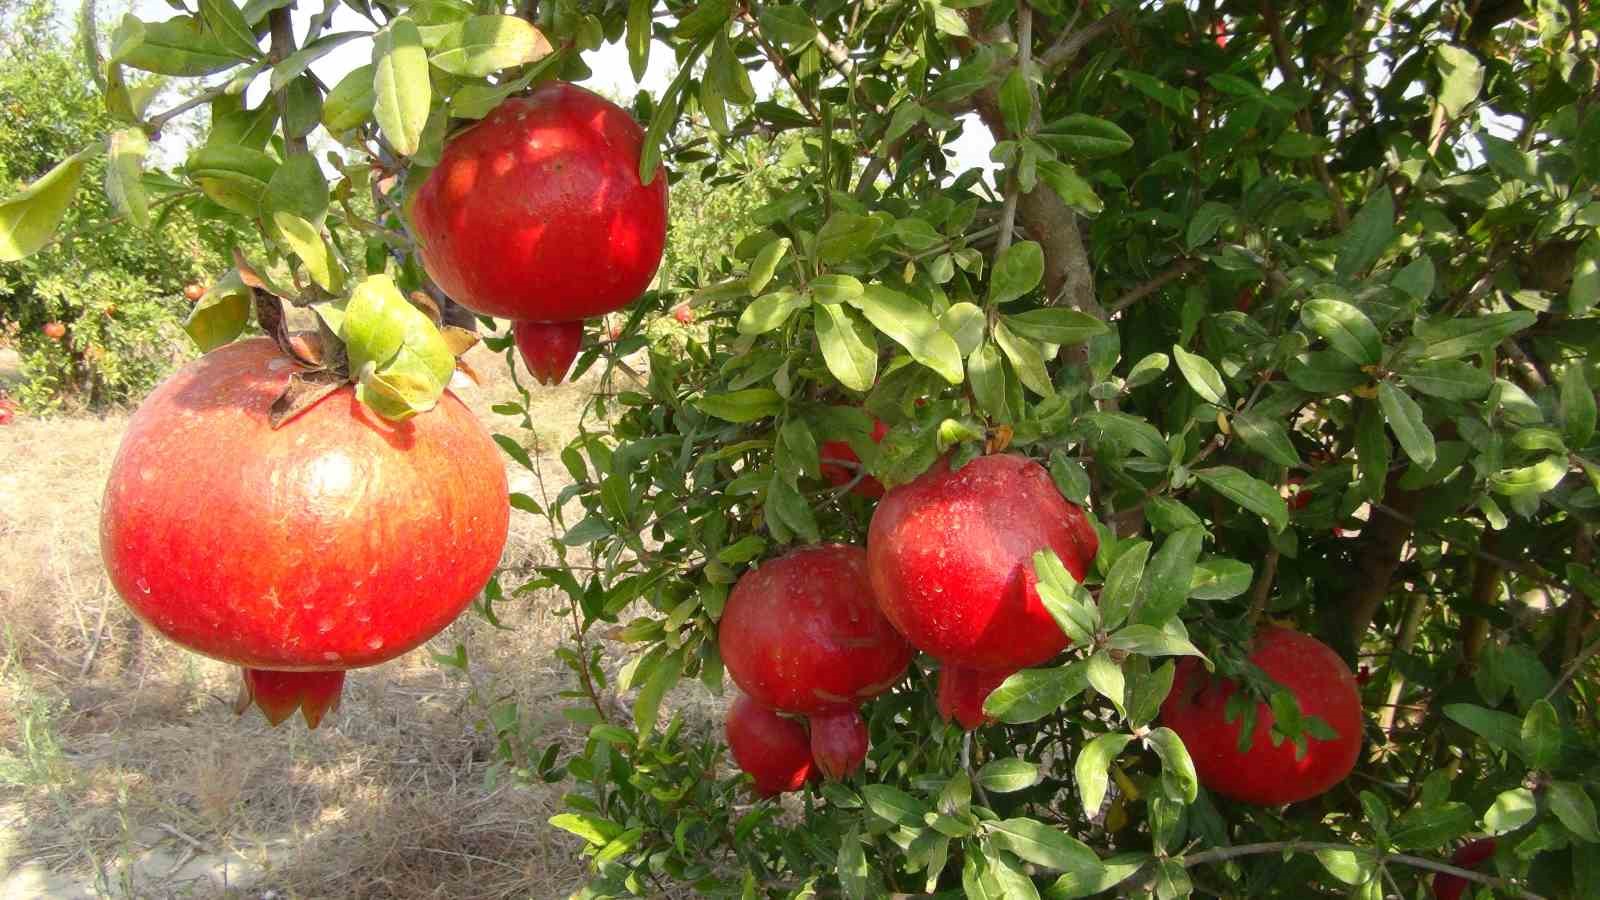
937 665 1013 730
719 544 913 716
43 322 66 339
184 283 206 302
0 398 14 426
243 669 345 728
809 709 869 780
1432 839 1497 900
819 419 890 498
513 320 584 386
726 694 815 797
867 453 1099 672
672 303 694 324
101 338 510 691
1160 627 1364 805
411 82 668 321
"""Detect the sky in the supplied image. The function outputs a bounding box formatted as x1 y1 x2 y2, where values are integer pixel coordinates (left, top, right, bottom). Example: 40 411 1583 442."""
126 1 998 174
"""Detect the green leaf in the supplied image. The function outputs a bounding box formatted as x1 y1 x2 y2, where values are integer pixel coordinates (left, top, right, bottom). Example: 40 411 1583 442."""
1137 527 1204 626
812 274 865 306
0 147 92 261
198 0 260 61
1189 558 1253 600
853 285 964 384
745 237 790 296
766 472 820 543
1301 298 1381 365
1355 399 1389 499
1044 855 1145 900
1078 412 1169 461
1231 410 1301 467
675 0 733 40
1484 787 1538 835
1561 364 1596 448
737 289 806 335
837 824 871 900
990 819 1101 873
989 240 1045 304
1415 311 1536 360
1392 256 1436 301
1336 188 1395 279
1399 360 1494 400
626 0 651 79
815 302 879 392
1185 201 1233 250
861 785 929 827
1034 550 1098 645
1390 802 1475 850
104 129 150 229
757 4 816 47
323 64 376 132
968 341 1011 422
1571 235 1600 316
260 152 329 230
817 212 882 263
1435 43 1484 117
373 18 432 157
1378 382 1436 468
1086 651 1125 710
1074 734 1134 818
994 322 1053 397
1037 158 1103 215
1036 114 1133 158
1549 782 1600 842
1520 700 1562 771
977 758 1040 794
1145 727 1199 803
1316 848 1377 886
1172 344 1227 404
694 388 784 422
342 274 455 420
1194 467 1290 532
114 15 240 76
999 66 1031 135
984 663 1089 724
1444 704 1525 757
1107 624 1206 660
184 269 251 351
632 648 681 736
1488 455 1568 497
941 302 986 357
430 15 551 77
549 812 622 846
1003 308 1108 346
1100 540 1149 631
274 213 342 293
272 31 363 89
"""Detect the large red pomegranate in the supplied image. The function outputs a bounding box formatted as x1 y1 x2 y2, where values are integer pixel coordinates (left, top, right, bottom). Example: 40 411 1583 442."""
719 544 913 778
1160 626 1364 805
410 82 668 322
725 694 815 797
1431 838 1497 900
867 453 1098 729
513 320 583 386
100 338 510 727
819 418 889 498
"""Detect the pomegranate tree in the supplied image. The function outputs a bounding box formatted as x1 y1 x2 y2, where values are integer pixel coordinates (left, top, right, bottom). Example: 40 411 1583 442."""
867 453 1099 728
718 544 912 779
100 339 510 727
513 320 584 386
725 693 814 797
1160 626 1363 805
410 82 668 323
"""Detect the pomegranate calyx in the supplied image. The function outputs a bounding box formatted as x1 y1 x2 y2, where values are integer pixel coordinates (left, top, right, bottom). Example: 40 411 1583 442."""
239 668 347 729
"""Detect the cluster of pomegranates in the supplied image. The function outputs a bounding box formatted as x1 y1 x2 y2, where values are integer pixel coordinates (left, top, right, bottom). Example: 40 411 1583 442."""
411 81 668 386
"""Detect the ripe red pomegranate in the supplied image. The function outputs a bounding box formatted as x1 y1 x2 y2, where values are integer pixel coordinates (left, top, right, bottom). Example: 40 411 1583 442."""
42 321 66 340
1160 627 1364 805
513 320 583 386
868 453 1099 729
1432 839 1497 900
0 397 15 426
101 338 510 727
411 82 668 322
725 694 814 797
184 283 206 302
819 418 889 498
672 303 695 325
719 544 913 778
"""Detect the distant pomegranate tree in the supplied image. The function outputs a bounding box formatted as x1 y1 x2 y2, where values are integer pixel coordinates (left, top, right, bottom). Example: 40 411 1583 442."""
4 0 1599 897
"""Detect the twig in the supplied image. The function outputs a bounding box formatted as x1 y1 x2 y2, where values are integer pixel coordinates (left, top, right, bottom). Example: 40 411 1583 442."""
1260 1 1349 230
1039 10 1125 70
155 823 208 852
1545 634 1600 702
1376 593 1427 738
741 13 820 119
1244 545 1280 631
78 599 109 677
1180 840 1546 899
268 9 306 156
993 3 1032 257
1109 259 1198 313
145 84 233 136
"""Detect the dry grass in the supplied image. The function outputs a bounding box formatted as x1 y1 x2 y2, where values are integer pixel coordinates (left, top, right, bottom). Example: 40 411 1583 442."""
0 338 647 899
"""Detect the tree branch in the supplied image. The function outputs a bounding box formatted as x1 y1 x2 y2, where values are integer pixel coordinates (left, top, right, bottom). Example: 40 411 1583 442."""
1109 259 1198 313
1039 10 1124 70
1345 472 1419 657
1180 840 1547 899
1260 1 1349 230
268 8 306 156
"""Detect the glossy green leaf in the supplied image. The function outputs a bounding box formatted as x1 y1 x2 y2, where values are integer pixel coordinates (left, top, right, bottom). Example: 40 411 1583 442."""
977 758 1040 794
1231 410 1301 466
1195 466 1289 532
1435 43 1484 117
853 285 964 383
0 147 92 261
104 129 150 229
1301 298 1381 365
1561 363 1595 448
198 0 260 61
1145 727 1199 803
989 240 1045 304
737 289 806 335
273 212 341 293
184 269 251 351
1172 344 1227 404
430 15 551 77
372 18 432 156
1036 114 1133 158
1399 359 1494 400
1335 188 1395 279
745 237 789 296
1100 540 1149 631
1378 382 1436 468
984 663 1088 724
1137 527 1204 626
114 15 240 76
990 819 1100 873
1416 311 1536 360
1074 734 1133 818
1549 782 1600 842
994 321 1053 397
815 302 878 392
694 388 784 422
1004 308 1107 345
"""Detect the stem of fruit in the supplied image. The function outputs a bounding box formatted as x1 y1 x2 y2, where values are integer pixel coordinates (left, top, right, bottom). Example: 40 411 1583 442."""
268 9 306 156
1175 840 1545 900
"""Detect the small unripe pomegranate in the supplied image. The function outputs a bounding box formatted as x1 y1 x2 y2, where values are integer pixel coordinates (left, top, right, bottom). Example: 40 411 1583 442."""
513 320 584 386
101 339 510 727
726 694 815 797
819 418 890 498
42 321 66 340
809 709 870 780
184 283 206 302
1431 839 1497 900
719 545 913 778
671 303 695 325
868 453 1099 729
1160 627 1364 805
608 322 623 341
411 82 668 322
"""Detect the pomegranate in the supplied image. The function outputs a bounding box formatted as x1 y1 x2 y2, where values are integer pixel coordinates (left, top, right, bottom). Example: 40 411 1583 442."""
1432 839 1497 900
1160 627 1364 805
101 338 510 727
184 282 206 301
672 303 694 325
0 397 15 425
725 694 815 797
411 82 668 322
513 320 584 385
42 321 66 340
867 453 1098 729
719 545 913 778
819 418 890 498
